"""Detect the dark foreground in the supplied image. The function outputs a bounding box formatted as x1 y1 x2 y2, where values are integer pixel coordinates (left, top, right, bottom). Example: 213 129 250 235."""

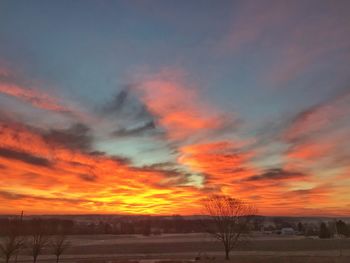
14 233 350 263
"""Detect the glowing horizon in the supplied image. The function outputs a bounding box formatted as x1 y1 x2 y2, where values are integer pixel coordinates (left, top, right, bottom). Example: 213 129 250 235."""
0 0 350 216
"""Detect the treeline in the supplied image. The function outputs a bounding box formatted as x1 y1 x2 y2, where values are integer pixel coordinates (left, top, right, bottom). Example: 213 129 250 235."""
254 216 350 238
0 216 256 236
79 218 210 235
1 216 349 237
295 220 350 238
0 218 74 236
318 220 350 238
0 217 207 235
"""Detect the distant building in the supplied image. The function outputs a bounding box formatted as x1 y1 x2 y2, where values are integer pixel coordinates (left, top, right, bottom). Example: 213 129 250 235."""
151 226 163 235
281 227 295 235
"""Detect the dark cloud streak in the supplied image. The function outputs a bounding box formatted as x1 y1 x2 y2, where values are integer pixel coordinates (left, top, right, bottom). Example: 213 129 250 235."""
102 89 129 114
43 123 93 151
0 147 52 167
78 173 98 182
111 121 156 137
245 168 306 182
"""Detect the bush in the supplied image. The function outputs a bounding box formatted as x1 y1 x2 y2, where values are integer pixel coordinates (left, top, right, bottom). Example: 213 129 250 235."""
319 222 331 239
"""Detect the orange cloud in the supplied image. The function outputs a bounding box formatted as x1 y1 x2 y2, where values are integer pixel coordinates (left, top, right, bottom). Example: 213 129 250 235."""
179 141 256 185
123 70 350 216
276 92 350 215
176 140 317 213
284 96 349 142
287 141 335 161
0 119 205 215
132 71 259 193
133 70 232 140
284 92 350 166
1 66 348 216
1 106 347 215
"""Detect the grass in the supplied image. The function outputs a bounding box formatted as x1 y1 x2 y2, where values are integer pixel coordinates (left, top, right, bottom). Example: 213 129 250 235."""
14 234 350 263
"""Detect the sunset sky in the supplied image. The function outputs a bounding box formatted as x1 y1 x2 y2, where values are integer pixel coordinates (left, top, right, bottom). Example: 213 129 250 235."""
1 0 350 216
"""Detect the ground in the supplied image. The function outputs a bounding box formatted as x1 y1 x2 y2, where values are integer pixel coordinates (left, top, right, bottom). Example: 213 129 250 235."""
11 233 350 263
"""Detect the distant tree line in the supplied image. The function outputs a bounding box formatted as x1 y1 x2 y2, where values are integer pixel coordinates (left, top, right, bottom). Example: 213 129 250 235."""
0 218 73 236
0 216 246 236
1 216 349 237
294 220 350 238
318 220 350 239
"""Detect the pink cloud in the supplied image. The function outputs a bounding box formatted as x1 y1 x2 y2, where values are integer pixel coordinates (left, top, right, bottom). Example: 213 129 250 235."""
0 83 72 114
132 70 235 140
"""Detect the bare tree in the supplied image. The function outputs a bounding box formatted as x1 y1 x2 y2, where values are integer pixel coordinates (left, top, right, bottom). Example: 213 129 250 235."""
203 195 256 260
0 235 25 263
29 220 50 263
0 216 25 263
51 234 70 263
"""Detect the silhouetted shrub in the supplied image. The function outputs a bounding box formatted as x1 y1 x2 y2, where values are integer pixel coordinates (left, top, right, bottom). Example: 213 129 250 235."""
319 222 331 239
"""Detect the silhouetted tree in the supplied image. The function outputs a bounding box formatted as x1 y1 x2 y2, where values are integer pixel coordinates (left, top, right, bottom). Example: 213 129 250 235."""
0 236 24 263
203 195 257 260
141 220 151 236
0 231 25 263
51 234 70 263
336 220 349 237
29 220 50 263
0 215 25 263
297 222 304 233
252 216 264 231
319 222 331 239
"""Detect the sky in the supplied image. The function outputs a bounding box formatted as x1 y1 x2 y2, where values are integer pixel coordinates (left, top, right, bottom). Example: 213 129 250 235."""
0 0 350 216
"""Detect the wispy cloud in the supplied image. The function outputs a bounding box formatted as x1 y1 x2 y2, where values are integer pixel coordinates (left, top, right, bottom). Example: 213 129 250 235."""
0 66 79 117
218 0 350 88
282 90 350 172
132 70 237 141
0 83 72 114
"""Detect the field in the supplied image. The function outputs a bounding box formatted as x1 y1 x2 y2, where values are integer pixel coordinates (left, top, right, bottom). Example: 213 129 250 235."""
14 233 350 263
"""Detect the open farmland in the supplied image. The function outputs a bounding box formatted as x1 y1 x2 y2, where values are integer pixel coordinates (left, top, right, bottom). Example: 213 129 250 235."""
13 233 350 263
